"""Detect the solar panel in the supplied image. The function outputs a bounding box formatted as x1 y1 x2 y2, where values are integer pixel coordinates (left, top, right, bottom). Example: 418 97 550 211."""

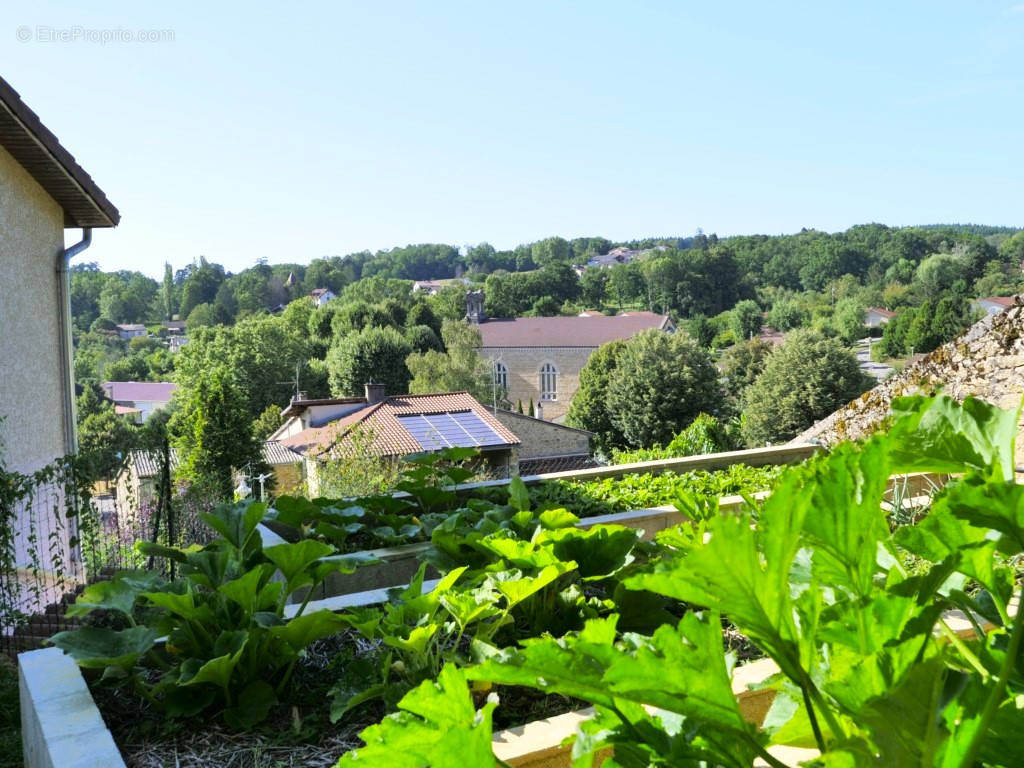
397 411 504 451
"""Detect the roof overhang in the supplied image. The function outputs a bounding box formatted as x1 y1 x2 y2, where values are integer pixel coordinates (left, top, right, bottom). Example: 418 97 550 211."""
0 76 120 227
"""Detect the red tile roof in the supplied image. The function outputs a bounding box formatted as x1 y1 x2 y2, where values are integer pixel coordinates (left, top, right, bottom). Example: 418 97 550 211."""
279 392 520 458
477 311 671 348
980 296 1016 308
866 306 896 318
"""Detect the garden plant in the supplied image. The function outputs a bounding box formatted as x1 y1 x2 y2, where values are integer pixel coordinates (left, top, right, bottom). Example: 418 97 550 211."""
338 395 1024 767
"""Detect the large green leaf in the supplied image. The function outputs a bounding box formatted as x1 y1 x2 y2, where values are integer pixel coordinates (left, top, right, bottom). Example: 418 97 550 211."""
224 679 277 729
886 395 1019 480
66 576 143 619
933 472 1024 556
337 664 497 768
508 475 531 512
470 613 751 738
855 655 949 766
800 440 890 598
270 495 324 528
543 525 638 579
269 609 349 651
263 539 335 587
217 564 272 613
180 639 248 700
50 626 159 669
141 588 200 621
201 501 268 549
625 500 806 684
485 563 575 609
895 500 1014 609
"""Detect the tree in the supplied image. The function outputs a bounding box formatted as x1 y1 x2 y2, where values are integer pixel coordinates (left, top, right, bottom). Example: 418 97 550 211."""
566 340 626 452
914 253 971 299
741 329 871 446
904 300 939 354
605 331 721 448
76 383 138 477
161 262 176 321
832 298 866 345
186 303 219 331
929 295 969 345
529 296 560 316
171 368 262 500
579 269 608 308
768 298 808 331
685 314 714 347
405 324 443 353
720 338 773 402
104 355 150 382
251 404 282 441
327 325 412 397
406 321 493 403
178 257 227 319
729 300 763 341
174 314 315 419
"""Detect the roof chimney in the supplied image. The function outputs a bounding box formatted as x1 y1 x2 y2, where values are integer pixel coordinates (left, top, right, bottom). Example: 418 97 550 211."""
466 290 486 324
364 381 387 405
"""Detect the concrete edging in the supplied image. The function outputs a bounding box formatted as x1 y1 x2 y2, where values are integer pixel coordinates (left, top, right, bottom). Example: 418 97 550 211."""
19 647 126 768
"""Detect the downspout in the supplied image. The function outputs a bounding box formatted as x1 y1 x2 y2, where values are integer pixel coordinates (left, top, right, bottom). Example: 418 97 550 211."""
58 228 91 574
58 228 92 454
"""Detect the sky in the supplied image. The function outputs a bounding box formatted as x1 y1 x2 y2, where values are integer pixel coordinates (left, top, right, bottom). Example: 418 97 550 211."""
3 1 1023 278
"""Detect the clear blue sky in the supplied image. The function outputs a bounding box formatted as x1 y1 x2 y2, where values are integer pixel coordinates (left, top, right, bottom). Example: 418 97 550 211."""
3 2 1023 278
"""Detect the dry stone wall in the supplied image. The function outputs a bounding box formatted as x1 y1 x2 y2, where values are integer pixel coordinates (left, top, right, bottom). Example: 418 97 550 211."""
795 298 1024 456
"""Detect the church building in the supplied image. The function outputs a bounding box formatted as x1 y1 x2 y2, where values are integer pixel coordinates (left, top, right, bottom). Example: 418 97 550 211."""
469 291 674 422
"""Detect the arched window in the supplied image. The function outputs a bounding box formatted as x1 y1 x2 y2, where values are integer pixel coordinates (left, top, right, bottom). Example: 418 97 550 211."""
539 363 558 401
493 362 508 391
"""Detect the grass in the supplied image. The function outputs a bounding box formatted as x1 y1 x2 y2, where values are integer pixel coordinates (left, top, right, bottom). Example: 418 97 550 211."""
0 655 21 768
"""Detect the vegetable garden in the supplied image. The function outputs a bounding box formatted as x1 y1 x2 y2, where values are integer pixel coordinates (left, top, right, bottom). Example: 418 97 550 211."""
45 394 1024 767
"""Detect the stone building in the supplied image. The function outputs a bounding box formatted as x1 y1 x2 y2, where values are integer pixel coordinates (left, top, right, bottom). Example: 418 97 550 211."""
472 298 673 422
490 409 596 474
796 296 1024 459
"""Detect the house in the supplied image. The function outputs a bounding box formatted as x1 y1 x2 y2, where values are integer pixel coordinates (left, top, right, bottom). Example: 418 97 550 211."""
114 441 303 523
412 277 470 295
865 307 896 328
274 385 521 494
309 288 337 307
162 320 186 334
115 323 147 340
489 409 596 475
101 381 177 422
469 291 674 422
971 296 1017 317
0 74 119 615
169 335 190 353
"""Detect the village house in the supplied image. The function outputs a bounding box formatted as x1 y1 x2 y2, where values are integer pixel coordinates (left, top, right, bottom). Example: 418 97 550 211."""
469 291 674 422
309 287 337 307
270 385 596 493
273 385 521 494
101 381 177 423
0 74 119 614
412 277 471 295
114 441 303 525
971 296 1016 317
115 323 147 340
865 306 896 328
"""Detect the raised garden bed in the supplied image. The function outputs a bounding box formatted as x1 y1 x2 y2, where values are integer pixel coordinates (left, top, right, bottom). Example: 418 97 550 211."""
272 469 947 603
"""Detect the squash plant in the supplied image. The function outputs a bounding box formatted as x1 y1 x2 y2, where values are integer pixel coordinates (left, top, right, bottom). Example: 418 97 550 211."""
331 499 649 721
51 501 377 728
337 395 1024 767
